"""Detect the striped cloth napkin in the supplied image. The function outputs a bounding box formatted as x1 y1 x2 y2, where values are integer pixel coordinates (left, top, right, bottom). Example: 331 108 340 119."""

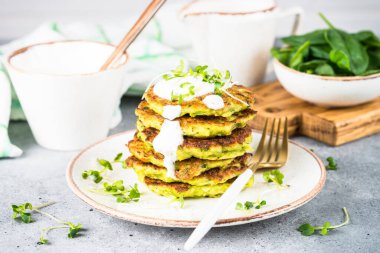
0 3 191 158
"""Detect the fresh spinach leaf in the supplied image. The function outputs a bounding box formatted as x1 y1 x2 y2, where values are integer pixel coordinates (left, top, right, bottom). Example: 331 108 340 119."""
310 45 331 60
271 13 379 77
367 49 380 70
352 31 380 48
289 41 311 68
271 47 292 65
282 30 327 46
315 63 335 76
321 14 369 75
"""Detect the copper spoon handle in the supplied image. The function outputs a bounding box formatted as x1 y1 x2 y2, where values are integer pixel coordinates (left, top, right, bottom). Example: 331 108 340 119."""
100 0 166 71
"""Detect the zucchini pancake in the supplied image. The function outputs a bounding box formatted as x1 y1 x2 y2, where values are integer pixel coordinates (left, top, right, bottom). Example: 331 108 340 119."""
126 62 256 198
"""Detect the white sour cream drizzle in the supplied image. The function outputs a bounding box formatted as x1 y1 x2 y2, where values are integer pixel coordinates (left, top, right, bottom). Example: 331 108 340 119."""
202 95 224 110
152 120 184 178
162 105 181 120
151 75 247 179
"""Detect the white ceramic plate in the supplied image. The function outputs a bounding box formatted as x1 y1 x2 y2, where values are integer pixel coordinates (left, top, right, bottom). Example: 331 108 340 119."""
66 130 326 228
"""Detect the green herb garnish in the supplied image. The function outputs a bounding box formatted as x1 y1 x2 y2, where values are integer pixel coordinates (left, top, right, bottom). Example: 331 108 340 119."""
82 152 126 183
164 61 232 104
11 202 83 245
263 169 286 188
326 156 338 170
271 13 380 76
235 199 267 211
12 203 33 223
298 207 350 236
89 180 141 203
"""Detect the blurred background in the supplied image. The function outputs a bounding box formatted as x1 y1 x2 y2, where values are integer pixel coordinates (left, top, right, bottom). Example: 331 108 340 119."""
1 0 379 43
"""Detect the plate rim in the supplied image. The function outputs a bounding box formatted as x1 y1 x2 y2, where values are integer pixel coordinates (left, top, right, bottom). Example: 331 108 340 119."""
66 130 326 228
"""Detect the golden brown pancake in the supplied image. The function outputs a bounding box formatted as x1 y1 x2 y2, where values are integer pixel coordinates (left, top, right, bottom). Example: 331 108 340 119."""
142 176 254 198
127 154 251 186
127 138 253 180
144 84 255 118
135 126 253 160
136 100 256 138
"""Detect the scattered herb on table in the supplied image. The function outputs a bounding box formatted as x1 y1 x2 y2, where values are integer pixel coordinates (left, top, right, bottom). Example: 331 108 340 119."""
298 207 350 236
11 202 83 245
326 156 338 170
271 13 380 76
263 169 287 188
235 199 267 211
82 152 126 183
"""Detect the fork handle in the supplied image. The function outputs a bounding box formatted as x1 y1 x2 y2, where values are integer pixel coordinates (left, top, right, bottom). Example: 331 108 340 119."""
184 169 253 251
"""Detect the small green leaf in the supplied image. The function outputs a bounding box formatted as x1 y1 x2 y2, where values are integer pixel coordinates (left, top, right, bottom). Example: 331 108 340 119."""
12 203 33 223
128 184 141 202
298 223 315 236
244 201 254 210
82 172 89 179
235 202 244 211
263 170 285 186
38 237 49 245
94 175 103 184
113 153 123 162
98 159 113 171
21 213 32 223
326 157 337 170
321 222 331 235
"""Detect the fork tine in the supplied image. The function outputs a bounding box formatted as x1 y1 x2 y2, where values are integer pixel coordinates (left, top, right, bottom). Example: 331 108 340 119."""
277 117 289 163
252 119 268 160
266 119 276 154
262 119 276 162
268 118 282 162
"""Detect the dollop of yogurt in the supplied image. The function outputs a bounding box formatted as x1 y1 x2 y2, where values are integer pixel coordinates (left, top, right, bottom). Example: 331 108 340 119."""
152 120 184 178
162 105 181 120
202 95 225 110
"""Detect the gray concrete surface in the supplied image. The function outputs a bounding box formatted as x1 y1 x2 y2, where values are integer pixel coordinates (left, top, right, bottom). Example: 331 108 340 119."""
1 96 379 253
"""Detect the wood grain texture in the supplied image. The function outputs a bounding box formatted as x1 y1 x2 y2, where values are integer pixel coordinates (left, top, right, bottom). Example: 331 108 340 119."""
249 81 380 146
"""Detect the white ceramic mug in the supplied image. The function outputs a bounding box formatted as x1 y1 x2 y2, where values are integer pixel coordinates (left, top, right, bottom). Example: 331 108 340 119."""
180 0 303 86
5 41 128 151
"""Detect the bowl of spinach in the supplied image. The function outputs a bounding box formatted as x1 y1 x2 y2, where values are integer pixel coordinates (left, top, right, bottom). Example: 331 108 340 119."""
271 13 380 107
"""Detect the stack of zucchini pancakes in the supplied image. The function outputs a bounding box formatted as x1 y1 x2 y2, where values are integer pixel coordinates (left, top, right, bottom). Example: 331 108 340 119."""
127 63 256 199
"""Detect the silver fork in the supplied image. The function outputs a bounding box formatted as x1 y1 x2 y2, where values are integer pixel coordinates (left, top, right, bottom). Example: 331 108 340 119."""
184 118 289 251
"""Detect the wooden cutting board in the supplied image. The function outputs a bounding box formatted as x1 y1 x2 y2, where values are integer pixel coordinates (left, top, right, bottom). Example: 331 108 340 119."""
249 81 380 146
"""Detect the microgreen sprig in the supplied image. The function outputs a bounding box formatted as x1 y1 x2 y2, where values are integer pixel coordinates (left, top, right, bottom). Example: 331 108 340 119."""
89 180 141 203
11 202 83 245
263 169 288 188
12 203 33 223
326 157 338 170
82 152 126 183
163 60 232 104
298 207 350 236
235 199 267 211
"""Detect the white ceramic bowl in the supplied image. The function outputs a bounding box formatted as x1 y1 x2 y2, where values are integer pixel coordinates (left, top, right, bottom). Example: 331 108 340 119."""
273 59 380 107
